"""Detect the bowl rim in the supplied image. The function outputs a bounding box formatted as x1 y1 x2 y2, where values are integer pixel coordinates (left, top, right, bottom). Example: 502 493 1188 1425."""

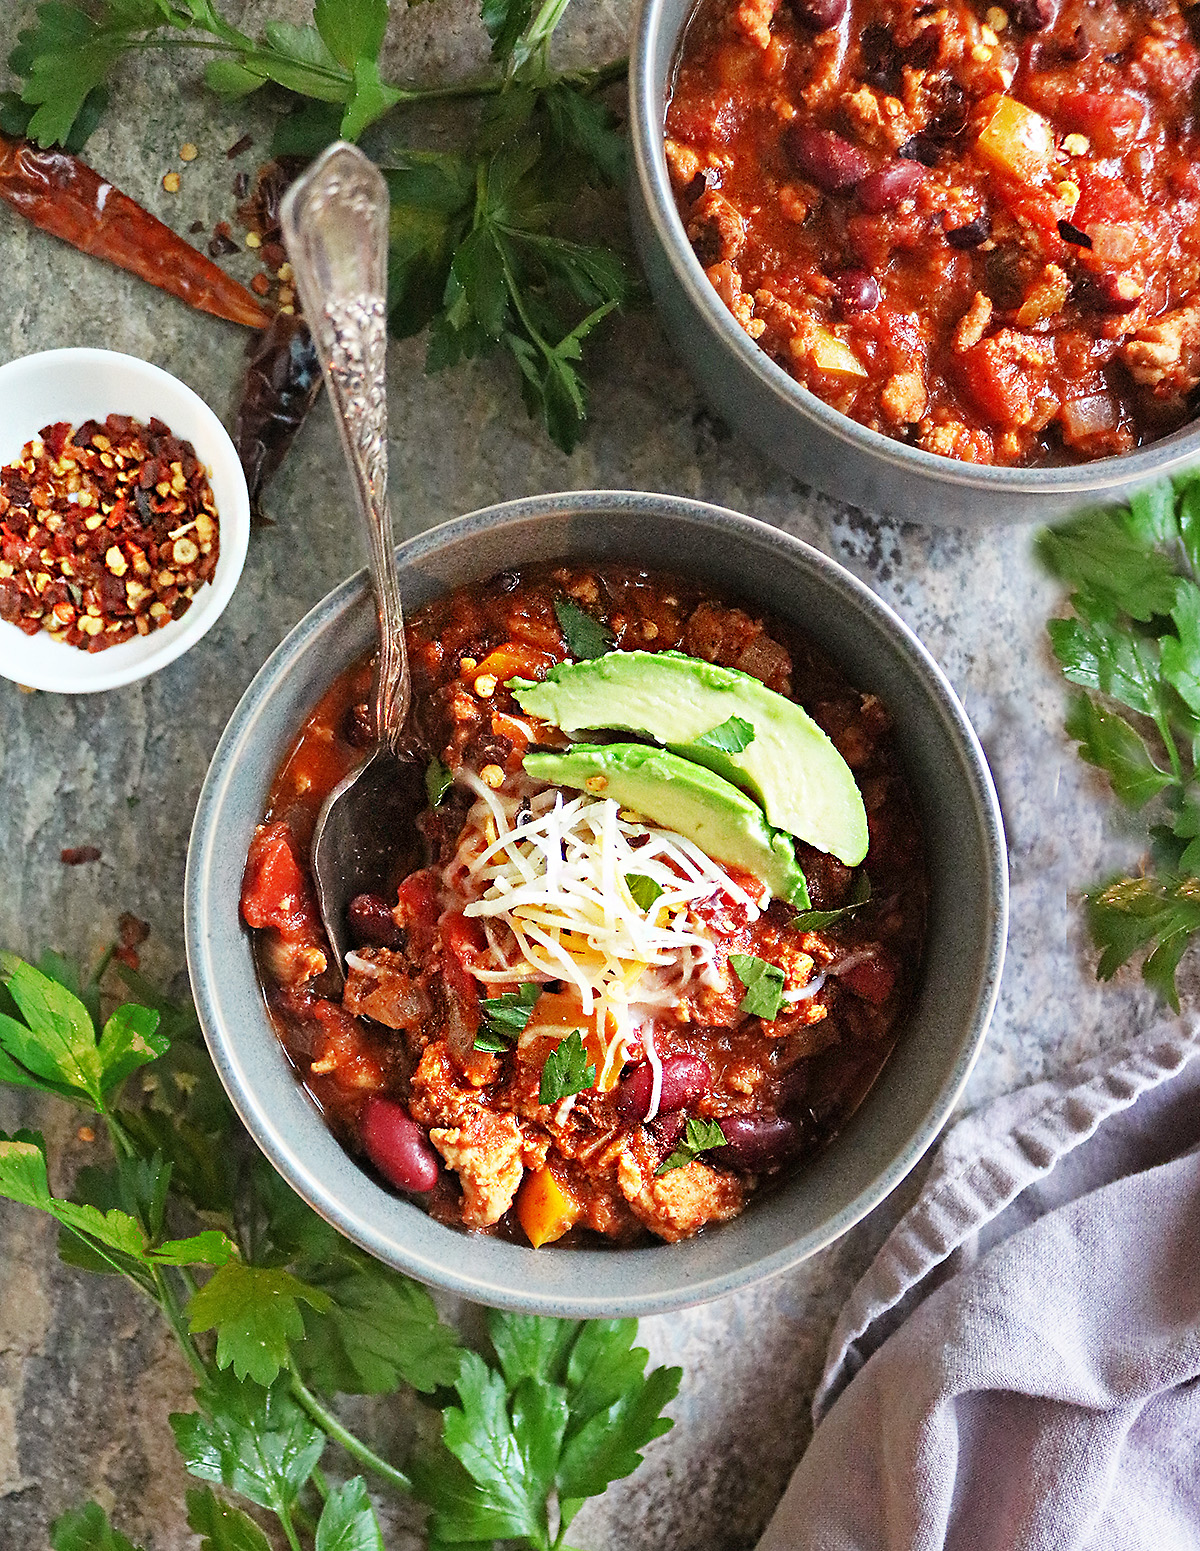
0 346 250 694
628 0 1200 494
186 489 1008 1316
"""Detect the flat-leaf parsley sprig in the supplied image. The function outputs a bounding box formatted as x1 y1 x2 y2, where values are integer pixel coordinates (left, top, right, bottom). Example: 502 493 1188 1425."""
5 0 632 453
1038 475 1200 1008
0 941 680 1550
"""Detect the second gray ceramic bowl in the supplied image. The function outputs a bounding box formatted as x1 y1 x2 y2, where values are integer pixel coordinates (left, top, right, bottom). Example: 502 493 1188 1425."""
186 491 1007 1316
628 0 1200 525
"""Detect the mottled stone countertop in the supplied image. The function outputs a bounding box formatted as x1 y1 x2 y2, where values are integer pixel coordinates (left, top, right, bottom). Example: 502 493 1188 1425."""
0 3 1173 1547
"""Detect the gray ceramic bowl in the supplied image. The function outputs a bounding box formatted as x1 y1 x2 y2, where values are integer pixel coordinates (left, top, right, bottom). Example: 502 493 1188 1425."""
186 491 1007 1316
628 0 1200 526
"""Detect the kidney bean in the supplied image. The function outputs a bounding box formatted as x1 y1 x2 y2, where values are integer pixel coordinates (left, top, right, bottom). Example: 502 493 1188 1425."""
614 1053 713 1123
361 1097 440 1193
855 160 925 212
711 1113 799 1173
790 0 847 27
783 126 871 192
348 892 405 949
832 268 880 313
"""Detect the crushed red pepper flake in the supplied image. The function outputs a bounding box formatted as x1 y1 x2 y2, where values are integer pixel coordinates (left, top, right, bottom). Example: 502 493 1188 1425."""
226 133 254 160
0 415 220 653
61 845 102 865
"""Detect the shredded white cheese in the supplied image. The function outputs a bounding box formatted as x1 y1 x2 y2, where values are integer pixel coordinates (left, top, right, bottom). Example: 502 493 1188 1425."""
446 779 759 1037
642 1021 664 1122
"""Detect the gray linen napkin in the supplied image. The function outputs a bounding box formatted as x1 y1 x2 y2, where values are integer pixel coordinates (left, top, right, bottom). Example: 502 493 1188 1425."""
758 1017 1200 1551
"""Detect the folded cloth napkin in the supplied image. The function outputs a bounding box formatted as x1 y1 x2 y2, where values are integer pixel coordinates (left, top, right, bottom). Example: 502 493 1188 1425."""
758 1016 1200 1551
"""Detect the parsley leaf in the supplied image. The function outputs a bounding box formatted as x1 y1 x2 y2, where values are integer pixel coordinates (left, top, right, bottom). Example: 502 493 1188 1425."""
170 1371 325 1516
314 1475 385 1551
694 714 755 753
185 1486 273 1551
0 956 167 1108
413 1320 679 1549
50 1501 145 1551
425 755 454 808
188 1262 333 1387
730 953 786 1019
475 983 543 1052
0 1129 234 1279
655 1117 726 1175
1087 874 1200 1013
538 1030 596 1104
1063 693 1174 810
625 873 664 911
299 1255 463 1395
1036 506 1181 622
792 872 872 931
553 597 614 661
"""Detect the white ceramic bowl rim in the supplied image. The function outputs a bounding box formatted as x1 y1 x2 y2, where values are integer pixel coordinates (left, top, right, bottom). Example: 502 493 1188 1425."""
629 0 1200 494
0 347 250 694
186 491 1008 1316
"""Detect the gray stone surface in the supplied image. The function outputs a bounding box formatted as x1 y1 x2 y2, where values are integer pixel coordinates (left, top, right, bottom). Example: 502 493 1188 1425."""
0 3 1180 1547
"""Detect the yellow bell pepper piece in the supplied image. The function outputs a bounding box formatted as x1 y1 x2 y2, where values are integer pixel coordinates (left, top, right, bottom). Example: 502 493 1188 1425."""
517 1167 583 1248
808 327 868 381
976 95 1054 183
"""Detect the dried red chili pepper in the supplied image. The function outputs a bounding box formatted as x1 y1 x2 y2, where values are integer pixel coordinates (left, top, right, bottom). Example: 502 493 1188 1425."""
233 311 323 524
61 846 101 865
0 132 271 330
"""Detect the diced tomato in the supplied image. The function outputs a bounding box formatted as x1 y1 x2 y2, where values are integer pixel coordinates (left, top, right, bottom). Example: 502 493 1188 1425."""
839 951 896 1006
241 822 321 942
1051 91 1148 154
440 912 486 1013
395 869 439 956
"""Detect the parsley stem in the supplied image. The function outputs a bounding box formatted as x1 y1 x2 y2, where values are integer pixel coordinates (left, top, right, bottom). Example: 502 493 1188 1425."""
276 1503 303 1551
154 1266 210 1383
288 1372 413 1496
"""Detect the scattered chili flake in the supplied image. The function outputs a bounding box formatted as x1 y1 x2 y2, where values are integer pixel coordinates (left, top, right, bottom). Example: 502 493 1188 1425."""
250 271 271 295
189 219 205 235
244 230 262 250
262 240 287 273
208 219 239 258
162 171 181 194
180 143 199 163
77 1126 95 1143
0 415 221 652
233 171 250 200
61 845 102 864
226 133 254 159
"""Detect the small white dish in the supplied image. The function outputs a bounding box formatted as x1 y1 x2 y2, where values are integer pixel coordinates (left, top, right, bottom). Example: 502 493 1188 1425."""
0 347 250 694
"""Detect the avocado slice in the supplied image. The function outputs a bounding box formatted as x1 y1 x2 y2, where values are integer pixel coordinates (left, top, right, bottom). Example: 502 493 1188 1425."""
512 651 869 866
522 742 810 907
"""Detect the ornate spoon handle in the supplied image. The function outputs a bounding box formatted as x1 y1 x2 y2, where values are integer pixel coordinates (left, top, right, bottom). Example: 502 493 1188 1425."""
281 142 409 749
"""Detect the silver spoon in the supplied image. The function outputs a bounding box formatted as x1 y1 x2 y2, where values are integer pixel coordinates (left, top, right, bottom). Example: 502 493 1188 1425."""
281 142 425 977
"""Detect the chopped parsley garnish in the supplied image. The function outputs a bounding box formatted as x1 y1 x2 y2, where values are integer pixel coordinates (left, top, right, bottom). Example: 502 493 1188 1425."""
730 953 786 1020
655 1117 726 1175
474 984 542 1052
553 597 614 661
625 873 664 911
792 872 872 932
425 756 453 808
694 714 755 753
538 1030 596 1104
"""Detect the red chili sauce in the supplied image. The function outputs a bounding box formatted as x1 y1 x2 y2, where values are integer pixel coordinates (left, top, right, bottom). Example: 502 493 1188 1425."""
241 565 927 1247
665 0 1200 466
